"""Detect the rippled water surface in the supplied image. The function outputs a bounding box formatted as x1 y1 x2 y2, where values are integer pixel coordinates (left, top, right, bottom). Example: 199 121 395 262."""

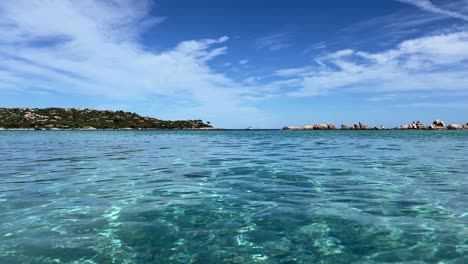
0 130 467 263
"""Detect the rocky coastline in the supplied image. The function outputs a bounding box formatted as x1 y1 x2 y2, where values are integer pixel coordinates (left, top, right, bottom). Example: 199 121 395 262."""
283 119 468 130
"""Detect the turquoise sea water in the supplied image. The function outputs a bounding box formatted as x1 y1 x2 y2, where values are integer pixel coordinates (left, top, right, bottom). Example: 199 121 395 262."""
0 130 467 263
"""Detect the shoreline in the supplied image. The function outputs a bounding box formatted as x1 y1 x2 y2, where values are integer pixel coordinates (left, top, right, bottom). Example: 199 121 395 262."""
1 128 468 131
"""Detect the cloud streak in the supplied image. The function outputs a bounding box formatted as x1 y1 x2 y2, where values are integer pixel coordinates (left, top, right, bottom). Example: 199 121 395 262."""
397 0 468 22
255 33 292 51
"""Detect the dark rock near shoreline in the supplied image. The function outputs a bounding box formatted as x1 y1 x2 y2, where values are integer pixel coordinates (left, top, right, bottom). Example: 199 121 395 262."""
351 122 371 130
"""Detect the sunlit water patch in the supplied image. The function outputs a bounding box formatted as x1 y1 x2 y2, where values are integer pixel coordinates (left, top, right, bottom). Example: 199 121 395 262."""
0 130 467 263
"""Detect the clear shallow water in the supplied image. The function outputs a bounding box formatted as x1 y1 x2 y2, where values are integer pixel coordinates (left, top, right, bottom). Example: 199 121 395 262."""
0 130 467 264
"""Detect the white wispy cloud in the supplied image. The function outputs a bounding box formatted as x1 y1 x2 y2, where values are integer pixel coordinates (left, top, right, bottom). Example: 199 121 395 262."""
277 31 468 97
0 0 272 127
255 33 292 51
397 0 468 22
239 59 248 65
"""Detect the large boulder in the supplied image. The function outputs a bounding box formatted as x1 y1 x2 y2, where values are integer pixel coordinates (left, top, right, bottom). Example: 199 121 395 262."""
283 126 302 130
358 122 371 130
433 119 445 127
463 123 468 129
415 121 425 129
327 123 337 130
341 124 355 130
313 124 329 130
427 119 447 129
448 124 463 130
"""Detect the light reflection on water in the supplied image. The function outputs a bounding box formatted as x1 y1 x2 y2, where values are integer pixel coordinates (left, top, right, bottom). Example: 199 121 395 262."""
0 130 467 263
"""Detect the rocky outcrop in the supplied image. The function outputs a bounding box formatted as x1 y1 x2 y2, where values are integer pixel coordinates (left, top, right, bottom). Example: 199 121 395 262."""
316 124 329 130
353 122 371 130
427 119 447 130
396 121 425 130
340 122 374 130
282 126 306 130
433 119 445 127
447 124 463 130
283 123 337 130
283 120 468 130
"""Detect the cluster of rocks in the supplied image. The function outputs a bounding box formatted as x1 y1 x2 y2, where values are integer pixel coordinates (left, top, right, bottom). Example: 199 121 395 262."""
283 122 382 130
283 123 337 130
340 122 381 130
395 121 426 130
282 119 468 130
396 119 468 130
283 122 379 130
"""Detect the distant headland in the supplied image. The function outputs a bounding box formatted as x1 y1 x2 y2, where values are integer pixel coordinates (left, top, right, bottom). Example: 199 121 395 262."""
0 108 214 130
283 120 468 130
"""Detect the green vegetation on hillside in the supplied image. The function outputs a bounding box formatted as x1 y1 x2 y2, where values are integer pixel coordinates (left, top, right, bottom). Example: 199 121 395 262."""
0 108 212 130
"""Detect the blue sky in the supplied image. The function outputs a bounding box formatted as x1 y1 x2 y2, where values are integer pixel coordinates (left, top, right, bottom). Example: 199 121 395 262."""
1 0 468 128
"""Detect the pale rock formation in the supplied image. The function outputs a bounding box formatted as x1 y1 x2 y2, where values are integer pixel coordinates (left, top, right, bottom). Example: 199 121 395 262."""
428 119 446 130
315 124 329 130
447 124 463 130
433 119 445 127
396 121 425 130
283 123 337 130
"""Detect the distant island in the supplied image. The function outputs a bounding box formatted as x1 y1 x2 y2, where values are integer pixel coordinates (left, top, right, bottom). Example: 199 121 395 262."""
0 108 213 130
